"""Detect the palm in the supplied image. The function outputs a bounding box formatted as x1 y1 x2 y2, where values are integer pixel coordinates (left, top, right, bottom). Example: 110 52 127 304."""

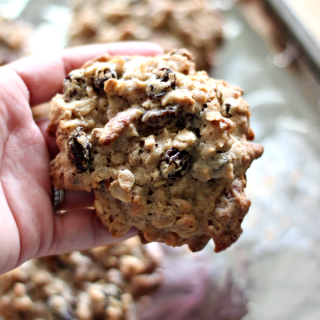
0 42 162 275
0 83 52 272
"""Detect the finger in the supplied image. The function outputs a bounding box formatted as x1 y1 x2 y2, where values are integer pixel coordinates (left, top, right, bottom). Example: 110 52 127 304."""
32 102 51 121
61 41 164 73
44 209 137 256
8 42 163 107
37 119 59 159
59 191 95 211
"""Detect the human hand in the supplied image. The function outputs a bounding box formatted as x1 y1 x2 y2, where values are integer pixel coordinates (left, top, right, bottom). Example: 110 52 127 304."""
0 42 163 275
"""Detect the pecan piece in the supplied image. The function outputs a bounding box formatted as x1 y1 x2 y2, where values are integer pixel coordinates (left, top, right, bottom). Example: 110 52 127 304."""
67 127 92 173
160 147 192 179
98 108 143 147
141 106 180 127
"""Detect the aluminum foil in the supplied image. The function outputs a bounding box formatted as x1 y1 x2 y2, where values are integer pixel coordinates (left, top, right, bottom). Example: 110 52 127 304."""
212 5 320 320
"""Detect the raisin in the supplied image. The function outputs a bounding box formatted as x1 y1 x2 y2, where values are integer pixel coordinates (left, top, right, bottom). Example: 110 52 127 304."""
186 114 202 138
142 106 180 127
147 68 176 100
175 114 201 135
186 114 201 130
225 103 232 117
159 68 176 90
94 68 117 90
67 127 92 173
175 118 186 130
63 73 87 102
160 147 192 179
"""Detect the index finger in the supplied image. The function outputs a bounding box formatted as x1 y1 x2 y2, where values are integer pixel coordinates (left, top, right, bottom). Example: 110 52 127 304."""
7 42 163 107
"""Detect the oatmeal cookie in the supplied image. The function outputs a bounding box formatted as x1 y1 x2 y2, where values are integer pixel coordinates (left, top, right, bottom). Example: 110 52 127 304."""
0 15 32 65
69 0 223 71
0 238 163 320
49 50 263 253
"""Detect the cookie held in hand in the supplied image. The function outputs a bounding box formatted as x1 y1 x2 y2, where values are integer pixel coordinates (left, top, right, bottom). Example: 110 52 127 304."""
49 50 263 252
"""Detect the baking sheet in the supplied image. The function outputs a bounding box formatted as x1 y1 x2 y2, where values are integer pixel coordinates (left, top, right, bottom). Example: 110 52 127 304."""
3 0 320 319
212 5 320 320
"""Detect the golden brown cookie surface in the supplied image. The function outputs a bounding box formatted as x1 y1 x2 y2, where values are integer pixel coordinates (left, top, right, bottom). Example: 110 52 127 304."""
49 50 263 252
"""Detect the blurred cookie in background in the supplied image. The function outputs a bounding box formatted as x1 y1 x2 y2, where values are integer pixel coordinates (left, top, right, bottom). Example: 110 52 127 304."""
0 14 33 65
0 237 163 320
68 0 223 71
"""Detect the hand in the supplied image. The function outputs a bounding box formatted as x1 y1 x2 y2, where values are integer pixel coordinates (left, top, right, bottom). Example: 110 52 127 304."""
0 42 163 275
